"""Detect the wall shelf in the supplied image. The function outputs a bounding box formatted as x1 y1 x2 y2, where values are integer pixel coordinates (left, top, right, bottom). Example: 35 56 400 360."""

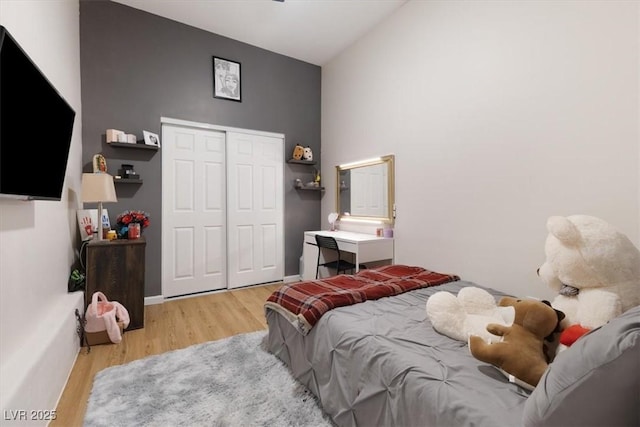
295 186 324 191
108 142 159 151
290 158 320 191
287 159 316 165
114 178 143 184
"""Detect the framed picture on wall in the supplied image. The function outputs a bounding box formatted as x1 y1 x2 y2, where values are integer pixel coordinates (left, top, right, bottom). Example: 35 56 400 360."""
213 56 241 102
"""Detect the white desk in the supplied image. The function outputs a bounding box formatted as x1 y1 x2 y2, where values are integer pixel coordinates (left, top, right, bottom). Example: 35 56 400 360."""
302 230 394 280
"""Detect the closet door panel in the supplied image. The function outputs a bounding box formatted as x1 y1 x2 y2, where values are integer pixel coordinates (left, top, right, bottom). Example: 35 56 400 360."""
227 131 284 288
162 125 227 297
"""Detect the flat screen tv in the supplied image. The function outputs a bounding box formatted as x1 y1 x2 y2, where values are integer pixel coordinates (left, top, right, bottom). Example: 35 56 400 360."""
0 25 76 201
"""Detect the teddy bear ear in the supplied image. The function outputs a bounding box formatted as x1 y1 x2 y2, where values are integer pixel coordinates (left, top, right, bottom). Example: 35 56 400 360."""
498 296 520 308
547 216 582 246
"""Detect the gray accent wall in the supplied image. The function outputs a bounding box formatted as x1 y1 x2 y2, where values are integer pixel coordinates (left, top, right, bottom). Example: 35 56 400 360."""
80 0 321 297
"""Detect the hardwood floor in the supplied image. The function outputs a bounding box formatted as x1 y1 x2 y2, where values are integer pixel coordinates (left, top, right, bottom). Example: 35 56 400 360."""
52 283 282 427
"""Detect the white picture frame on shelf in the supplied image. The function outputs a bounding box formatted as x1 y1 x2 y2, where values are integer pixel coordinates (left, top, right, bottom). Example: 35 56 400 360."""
143 130 160 148
77 209 110 241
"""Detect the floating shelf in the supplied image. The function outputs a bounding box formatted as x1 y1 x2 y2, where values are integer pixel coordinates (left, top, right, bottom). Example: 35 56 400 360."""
114 178 143 184
295 186 324 191
287 159 316 165
108 142 159 151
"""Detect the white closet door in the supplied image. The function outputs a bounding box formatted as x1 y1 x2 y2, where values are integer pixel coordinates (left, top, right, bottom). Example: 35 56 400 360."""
226 131 284 289
162 125 227 298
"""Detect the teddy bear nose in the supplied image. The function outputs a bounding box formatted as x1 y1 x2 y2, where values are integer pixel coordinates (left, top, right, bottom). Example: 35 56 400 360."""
536 268 540 275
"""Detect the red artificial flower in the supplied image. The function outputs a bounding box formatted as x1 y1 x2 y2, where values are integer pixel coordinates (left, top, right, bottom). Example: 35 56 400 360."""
116 210 150 229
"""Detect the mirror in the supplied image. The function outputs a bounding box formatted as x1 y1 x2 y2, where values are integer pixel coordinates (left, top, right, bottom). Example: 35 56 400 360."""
336 154 395 224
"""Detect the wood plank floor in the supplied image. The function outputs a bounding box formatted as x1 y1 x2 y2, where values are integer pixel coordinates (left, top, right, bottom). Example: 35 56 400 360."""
51 283 282 427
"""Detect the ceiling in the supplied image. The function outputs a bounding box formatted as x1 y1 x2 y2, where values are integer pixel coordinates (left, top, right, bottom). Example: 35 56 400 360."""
112 0 408 66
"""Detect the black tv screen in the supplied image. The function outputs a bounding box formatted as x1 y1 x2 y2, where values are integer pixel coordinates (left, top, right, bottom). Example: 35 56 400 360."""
0 25 76 201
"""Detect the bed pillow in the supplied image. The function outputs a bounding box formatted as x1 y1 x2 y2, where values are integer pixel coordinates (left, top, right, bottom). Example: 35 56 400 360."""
522 305 640 427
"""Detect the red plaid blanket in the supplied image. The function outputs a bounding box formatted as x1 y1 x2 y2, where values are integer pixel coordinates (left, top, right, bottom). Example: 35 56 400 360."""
264 265 459 335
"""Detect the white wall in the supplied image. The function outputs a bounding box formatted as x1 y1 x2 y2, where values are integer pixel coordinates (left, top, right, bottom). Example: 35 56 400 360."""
0 0 83 421
322 0 639 300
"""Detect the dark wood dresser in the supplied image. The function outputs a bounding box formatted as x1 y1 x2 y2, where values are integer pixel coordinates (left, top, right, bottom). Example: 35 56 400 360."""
84 237 146 330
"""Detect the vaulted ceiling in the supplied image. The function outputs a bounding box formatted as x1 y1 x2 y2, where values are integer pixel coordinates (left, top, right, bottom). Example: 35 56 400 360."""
112 0 408 65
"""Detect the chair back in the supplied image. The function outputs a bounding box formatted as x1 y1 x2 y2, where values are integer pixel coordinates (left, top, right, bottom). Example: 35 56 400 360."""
314 234 359 279
315 235 340 251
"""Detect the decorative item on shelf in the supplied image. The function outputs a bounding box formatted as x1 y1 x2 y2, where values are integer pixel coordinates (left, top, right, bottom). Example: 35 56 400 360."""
117 164 140 180
116 210 150 239
303 146 313 161
313 168 321 185
294 178 303 188
292 144 304 160
92 154 108 173
106 129 125 143
106 129 139 145
81 173 118 242
143 130 161 148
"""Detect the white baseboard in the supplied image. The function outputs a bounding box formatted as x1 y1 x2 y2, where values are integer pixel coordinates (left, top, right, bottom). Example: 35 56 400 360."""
144 295 164 305
0 292 84 425
145 277 298 306
283 274 301 283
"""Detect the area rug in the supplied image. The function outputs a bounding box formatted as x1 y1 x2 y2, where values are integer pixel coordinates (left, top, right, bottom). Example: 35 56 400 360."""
84 331 333 427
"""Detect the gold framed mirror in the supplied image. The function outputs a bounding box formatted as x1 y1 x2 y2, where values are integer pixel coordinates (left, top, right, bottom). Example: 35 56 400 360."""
336 154 395 224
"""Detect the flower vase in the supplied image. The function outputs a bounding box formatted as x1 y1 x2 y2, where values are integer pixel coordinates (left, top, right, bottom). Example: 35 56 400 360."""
128 223 141 239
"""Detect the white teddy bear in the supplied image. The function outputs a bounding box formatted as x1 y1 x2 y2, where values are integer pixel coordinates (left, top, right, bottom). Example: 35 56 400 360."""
426 287 515 344
303 146 313 161
537 215 640 334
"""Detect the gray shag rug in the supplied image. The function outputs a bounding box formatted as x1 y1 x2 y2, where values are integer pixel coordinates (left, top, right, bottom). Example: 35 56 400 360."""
84 331 333 427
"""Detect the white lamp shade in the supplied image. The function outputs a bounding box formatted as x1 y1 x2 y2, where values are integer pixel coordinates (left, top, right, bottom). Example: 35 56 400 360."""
81 173 117 203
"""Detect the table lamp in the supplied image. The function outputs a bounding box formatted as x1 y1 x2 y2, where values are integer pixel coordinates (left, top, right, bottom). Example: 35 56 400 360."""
82 173 117 241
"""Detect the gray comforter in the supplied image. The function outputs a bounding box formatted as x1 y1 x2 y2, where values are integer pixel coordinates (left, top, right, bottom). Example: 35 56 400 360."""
266 280 531 427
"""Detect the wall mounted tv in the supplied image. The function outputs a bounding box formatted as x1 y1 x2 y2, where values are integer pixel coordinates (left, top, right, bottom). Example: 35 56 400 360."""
0 25 76 201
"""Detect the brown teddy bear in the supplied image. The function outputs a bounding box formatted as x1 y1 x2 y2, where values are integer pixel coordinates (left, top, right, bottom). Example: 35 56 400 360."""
292 144 304 160
469 297 564 389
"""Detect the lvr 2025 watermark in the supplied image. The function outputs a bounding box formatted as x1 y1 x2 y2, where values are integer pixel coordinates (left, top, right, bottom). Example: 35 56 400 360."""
3 410 57 421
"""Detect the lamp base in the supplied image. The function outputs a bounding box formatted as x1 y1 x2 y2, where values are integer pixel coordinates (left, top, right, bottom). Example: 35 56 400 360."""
97 201 104 241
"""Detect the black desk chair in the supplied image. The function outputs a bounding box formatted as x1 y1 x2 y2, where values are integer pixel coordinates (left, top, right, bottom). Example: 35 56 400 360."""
315 234 359 279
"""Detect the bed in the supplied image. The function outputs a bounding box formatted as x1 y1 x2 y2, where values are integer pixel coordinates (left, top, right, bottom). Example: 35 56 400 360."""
264 265 640 427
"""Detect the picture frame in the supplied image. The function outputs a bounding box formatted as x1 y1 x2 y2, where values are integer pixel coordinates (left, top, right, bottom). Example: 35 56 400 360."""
213 56 241 102
143 130 160 147
77 208 110 241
